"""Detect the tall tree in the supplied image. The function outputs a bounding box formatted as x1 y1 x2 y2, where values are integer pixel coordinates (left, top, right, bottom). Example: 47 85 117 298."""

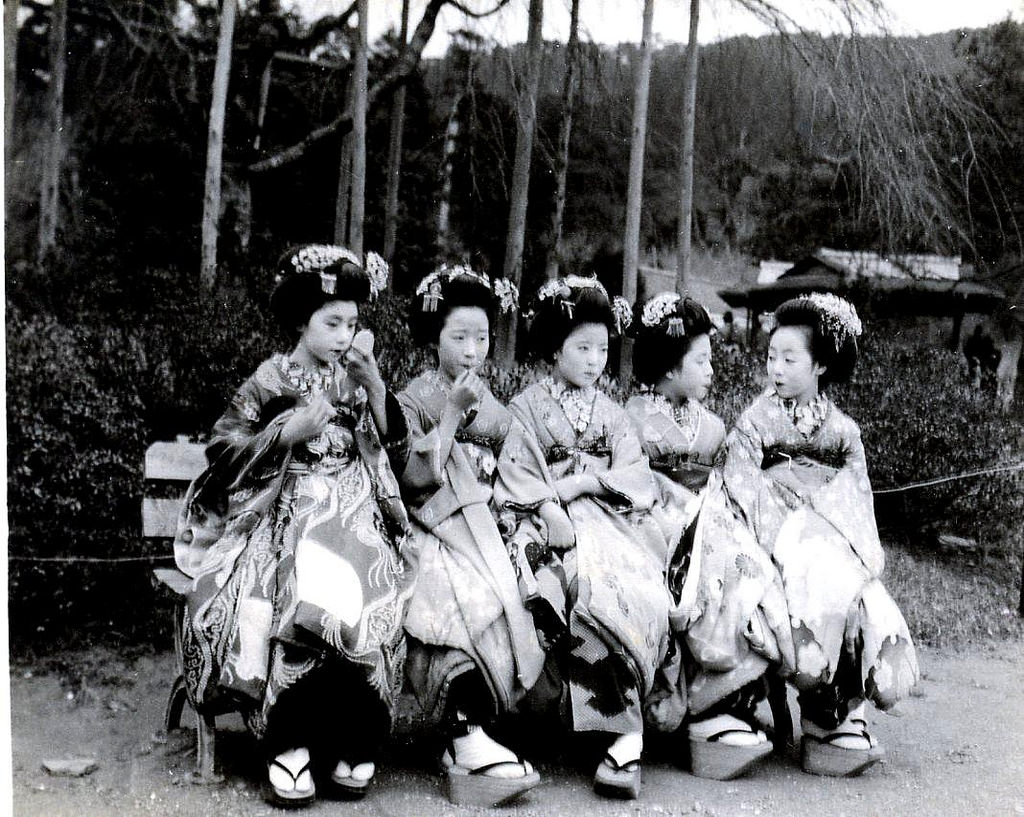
348 0 368 256
383 0 410 263
5 0 18 158
544 0 581 280
200 0 238 292
496 0 543 365
675 0 700 293
38 0 68 259
620 0 655 380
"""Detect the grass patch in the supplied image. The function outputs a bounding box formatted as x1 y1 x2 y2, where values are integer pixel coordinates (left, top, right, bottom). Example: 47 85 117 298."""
885 538 1024 648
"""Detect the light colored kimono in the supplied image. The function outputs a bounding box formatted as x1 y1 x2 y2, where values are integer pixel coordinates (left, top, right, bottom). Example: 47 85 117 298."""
398 370 544 722
627 392 794 717
723 390 918 711
494 378 672 735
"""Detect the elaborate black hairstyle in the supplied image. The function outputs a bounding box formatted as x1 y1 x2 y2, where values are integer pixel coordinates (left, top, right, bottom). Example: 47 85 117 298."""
527 275 631 363
632 293 713 386
269 244 388 341
772 293 862 389
409 265 519 346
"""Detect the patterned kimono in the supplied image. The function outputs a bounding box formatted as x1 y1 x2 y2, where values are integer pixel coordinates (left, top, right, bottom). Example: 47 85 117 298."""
494 378 672 735
723 390 918 721
627 393 793 719
398 371 545 722
174 353 414 737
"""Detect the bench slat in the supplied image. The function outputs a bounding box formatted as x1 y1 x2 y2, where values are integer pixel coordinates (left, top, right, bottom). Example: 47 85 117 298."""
143 497 185 538
145 441 207 482
153 567 193 595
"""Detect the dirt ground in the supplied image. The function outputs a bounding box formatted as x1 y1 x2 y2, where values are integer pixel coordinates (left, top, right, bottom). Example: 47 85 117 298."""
8 643 1024 817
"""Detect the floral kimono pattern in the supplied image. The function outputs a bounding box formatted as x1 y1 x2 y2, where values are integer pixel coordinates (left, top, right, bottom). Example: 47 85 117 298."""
723 390 918 716
627 393 794 719
174 354 414 737
494 379 672 735
398 371 545 722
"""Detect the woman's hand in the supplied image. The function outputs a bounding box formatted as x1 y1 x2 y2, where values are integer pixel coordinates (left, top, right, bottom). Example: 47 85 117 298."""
279 394 335 447
345 345 386 402
446 370 484 419
539 501 575 550
555 474 600 503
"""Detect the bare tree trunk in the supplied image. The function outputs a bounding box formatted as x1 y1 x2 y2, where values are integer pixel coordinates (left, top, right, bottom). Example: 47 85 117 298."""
622 0 654 303
348 0 368 256
5 0 18 160
496 0 543 366
38 0 67 259
253 59 273 152
436 93 461 257
675 0 700 294
620 0 655 381
383 0 409 265
334 73 353 244
200 0 238 292
544 0 580 281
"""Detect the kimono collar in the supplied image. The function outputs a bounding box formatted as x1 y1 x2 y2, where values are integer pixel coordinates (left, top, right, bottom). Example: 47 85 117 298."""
770 388 829 438
641 387 702 449
541 376 597 435
279 352 340 396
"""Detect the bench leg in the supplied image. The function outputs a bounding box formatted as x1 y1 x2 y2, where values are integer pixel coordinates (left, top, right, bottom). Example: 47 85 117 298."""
164 675 188 733
767 673 793 755
193 711 222 784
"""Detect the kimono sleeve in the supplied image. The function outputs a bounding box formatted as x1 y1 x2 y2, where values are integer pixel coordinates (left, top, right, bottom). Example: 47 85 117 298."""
493 401 557 513
595 402 656 511
808 416 885 577
203 370 291 495
721 406 767 527
397 388 445 494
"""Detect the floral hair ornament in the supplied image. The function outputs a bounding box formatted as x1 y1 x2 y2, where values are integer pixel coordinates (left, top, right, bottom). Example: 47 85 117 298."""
796 292 863 350
536 274 609 321
612 296 633 334
364 251 390 299
641 291 684 336
414 264 519 314
277 243 373 297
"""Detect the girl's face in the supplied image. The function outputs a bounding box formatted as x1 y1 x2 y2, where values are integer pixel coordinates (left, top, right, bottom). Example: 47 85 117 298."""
555 322 608 388
767 325 825 404
294 300 358 368
437 306 490 382
662 333 713 403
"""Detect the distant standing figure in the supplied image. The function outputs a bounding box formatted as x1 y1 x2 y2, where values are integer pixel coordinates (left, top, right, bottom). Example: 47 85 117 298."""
963 323 1000 390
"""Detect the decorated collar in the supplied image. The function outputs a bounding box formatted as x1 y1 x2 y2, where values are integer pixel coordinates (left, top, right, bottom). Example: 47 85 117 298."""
770 389 829 437
542 376 597 435
279 352 340 396
641 387 702 448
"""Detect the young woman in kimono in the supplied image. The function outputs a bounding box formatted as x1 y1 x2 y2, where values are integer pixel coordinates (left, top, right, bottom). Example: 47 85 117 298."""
724 293 918 777
398 265 545 807
173 245 414 807
626 293 787 780
493 276 672 800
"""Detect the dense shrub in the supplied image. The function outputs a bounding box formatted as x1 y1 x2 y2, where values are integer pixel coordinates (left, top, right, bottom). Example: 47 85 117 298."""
6 277 1023 652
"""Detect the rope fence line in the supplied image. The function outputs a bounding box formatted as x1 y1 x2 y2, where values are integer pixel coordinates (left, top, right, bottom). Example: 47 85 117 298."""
9 554 175 564
8 462 1023 564
871 461 1024 494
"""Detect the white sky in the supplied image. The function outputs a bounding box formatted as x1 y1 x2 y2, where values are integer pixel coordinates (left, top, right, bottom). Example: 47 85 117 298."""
289 0 1023 57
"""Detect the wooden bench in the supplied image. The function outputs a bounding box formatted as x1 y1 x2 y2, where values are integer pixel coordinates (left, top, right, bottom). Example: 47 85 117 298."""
144 437 226 783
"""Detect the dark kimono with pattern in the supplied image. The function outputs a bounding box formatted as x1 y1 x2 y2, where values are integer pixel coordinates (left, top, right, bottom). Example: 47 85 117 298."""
398 371 544 722
174 354 414 737
494 379 672 735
